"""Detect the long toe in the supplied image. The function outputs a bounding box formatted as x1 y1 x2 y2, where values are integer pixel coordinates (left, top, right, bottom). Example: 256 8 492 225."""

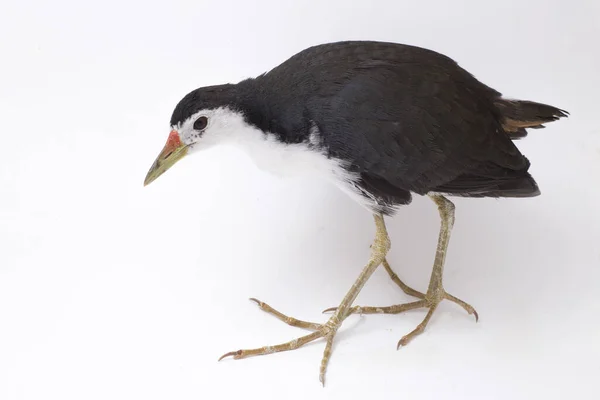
219 314 344 386
444 292 479 322
326 291 477 348
249 297 322 330
218 330 324 361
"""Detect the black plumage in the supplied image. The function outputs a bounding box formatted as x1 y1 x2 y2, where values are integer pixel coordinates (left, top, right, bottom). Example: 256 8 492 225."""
150 40 569 383
170 40 567 214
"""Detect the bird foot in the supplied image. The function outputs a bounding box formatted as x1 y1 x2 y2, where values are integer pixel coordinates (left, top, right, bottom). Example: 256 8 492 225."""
323 290 477 348
323 257 478 348
219 298 344 386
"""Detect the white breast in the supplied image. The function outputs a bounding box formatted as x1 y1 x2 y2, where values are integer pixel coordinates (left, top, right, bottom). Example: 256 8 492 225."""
243 132 341 178
231 124 384 213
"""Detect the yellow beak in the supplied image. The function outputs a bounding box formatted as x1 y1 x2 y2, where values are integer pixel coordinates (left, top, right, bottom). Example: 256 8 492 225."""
144 130 188 186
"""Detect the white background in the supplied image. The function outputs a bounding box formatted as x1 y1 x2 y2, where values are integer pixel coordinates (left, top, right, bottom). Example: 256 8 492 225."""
1 0 599 399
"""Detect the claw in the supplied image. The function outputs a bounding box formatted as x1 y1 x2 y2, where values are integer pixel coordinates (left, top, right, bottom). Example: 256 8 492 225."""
397 330 418 349
249 297 261 306
218 350 241 361
322 307 336 314
396 327 422 349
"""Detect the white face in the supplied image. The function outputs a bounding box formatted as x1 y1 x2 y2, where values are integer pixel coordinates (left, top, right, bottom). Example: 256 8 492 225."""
173 107 255 154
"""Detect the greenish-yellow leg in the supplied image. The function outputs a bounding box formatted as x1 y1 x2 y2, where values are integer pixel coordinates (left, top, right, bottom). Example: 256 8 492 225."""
325 195 478 348
219 213 391 386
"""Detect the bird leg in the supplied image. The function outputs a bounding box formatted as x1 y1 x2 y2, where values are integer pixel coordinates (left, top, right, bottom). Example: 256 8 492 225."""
219 213 391 386
325 195 477 349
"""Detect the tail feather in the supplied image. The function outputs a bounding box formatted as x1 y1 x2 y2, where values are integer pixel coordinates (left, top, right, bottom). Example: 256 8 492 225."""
495 99 569 139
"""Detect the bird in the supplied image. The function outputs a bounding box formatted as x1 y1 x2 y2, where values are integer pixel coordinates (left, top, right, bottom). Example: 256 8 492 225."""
143 40 568 385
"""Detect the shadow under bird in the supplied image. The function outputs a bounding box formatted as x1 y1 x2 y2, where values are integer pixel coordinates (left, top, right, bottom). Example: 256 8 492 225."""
144 40 568 385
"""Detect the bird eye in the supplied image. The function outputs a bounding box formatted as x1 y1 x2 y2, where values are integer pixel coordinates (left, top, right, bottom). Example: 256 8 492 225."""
193 116 208 131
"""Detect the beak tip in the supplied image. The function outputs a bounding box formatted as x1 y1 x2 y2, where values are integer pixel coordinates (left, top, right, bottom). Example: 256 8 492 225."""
143 175 154 187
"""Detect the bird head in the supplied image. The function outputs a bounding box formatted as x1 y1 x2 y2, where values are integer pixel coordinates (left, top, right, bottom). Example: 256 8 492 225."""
144 84 246 186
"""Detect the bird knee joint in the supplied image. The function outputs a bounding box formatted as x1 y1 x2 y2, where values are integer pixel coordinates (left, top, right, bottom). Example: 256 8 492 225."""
373 235 391 254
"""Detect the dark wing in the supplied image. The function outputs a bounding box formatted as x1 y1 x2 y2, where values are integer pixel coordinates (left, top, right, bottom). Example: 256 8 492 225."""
315 55 536 199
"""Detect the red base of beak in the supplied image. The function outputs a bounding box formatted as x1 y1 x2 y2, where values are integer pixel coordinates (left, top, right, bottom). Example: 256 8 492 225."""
164 130 183 155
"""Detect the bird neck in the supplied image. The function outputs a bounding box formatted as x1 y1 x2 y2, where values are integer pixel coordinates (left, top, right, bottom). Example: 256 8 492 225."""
234 78 311 145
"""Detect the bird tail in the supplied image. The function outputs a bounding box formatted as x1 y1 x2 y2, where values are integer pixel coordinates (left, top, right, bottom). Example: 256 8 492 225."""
495 99 569 139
